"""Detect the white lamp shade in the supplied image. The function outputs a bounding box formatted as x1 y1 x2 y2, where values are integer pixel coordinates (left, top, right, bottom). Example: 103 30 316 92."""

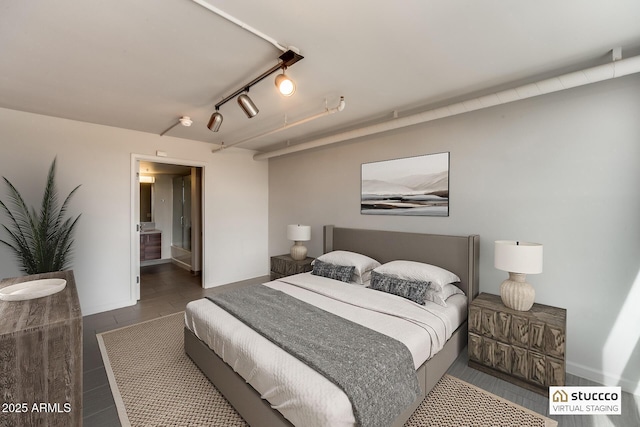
287 224 311 242
494 240 543 274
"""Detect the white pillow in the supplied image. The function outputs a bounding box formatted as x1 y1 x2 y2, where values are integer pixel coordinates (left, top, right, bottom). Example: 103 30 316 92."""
425 283 464 307
373 260 460 292
314 250 381 285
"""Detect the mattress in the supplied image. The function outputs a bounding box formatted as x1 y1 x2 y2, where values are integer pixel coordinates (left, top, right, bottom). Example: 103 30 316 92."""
185 272 467 427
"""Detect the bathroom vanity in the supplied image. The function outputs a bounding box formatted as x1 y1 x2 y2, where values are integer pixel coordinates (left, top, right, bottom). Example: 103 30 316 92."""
140 230 162 261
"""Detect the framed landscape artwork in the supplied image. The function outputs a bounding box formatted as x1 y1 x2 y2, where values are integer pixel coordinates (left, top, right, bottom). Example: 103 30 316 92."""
361 152 449 216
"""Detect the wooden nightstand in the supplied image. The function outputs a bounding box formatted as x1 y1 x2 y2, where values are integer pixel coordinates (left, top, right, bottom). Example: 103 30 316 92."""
270 254 314 280
468 293 566 396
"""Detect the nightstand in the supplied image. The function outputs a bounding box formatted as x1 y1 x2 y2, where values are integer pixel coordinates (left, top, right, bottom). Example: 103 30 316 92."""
468 293 566 396
270 254 314 280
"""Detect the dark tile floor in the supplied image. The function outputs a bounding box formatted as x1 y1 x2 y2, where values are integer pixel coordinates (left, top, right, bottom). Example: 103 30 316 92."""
82 264 640 427
82 263 265 426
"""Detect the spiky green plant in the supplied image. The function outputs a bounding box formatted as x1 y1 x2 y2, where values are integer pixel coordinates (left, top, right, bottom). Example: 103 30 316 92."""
0 158 81 274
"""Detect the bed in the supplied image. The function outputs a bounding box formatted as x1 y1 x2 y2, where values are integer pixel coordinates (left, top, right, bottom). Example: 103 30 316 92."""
184 226 479 426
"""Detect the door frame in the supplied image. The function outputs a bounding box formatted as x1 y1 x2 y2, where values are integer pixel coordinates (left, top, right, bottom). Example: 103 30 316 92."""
131 153 206 301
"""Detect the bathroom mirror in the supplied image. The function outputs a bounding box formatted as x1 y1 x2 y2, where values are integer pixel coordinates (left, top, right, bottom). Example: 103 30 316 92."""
140 182 153 222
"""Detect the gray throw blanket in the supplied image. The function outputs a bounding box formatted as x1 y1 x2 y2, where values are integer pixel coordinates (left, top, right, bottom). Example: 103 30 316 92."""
207 284 421 427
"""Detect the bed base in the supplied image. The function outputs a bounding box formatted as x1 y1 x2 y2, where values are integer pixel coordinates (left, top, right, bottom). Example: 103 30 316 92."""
185 320 468 427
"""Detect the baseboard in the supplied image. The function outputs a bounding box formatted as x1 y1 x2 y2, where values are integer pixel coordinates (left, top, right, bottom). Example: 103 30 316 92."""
171 258 191 271
567 361 640 396
140 258 171 267
82 298 137 316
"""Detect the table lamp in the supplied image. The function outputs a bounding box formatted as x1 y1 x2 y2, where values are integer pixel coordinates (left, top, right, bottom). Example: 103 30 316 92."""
287 224 311 261
494 240 543 311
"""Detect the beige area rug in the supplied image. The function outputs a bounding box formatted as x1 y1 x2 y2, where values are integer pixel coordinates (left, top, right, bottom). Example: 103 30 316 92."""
405 374 557 427
98 311 557 427
97 312 246 427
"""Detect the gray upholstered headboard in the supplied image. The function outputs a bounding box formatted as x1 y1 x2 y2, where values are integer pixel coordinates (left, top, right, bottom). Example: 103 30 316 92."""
323 226 479 301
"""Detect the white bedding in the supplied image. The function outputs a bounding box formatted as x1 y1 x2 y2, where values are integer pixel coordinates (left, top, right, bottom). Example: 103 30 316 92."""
184 273 467 427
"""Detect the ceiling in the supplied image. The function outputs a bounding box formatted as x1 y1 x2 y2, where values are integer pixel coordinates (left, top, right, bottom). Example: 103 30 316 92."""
2 1 640 155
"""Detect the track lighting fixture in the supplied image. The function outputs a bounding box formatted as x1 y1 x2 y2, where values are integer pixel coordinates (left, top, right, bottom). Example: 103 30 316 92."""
207 49 303 132
237 92 259 118
207 110 223 132
275 68 295 96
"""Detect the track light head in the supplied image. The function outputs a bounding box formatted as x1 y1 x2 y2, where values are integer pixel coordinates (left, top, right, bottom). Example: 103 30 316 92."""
275 70 296 96
207 111 223 132
238 93 259 118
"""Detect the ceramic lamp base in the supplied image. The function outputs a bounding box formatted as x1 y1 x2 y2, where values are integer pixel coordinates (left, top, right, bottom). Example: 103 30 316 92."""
290 241 308 261
500 272 535 311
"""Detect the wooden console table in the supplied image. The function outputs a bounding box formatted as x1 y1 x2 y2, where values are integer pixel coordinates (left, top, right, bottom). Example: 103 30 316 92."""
0 270 82 426
468 292 566 396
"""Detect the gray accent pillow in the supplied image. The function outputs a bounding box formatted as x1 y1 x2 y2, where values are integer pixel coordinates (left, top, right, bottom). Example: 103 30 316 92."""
373 260 460 292
311 260 355 283
369 271 430 305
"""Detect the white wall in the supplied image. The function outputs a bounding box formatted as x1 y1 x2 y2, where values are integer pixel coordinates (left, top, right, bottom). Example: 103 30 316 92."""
268 74 640 394
0 108 269 315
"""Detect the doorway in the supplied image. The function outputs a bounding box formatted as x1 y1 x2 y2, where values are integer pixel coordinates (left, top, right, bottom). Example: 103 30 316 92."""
132 155 205 301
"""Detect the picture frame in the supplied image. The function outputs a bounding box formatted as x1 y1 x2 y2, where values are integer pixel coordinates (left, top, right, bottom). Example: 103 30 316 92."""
361 152 449 216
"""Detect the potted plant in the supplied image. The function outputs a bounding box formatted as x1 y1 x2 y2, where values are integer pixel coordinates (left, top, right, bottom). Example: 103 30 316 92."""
0 158 81 274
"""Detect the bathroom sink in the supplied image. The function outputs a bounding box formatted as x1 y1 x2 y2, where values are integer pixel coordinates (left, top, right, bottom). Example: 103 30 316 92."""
0 278 67 301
